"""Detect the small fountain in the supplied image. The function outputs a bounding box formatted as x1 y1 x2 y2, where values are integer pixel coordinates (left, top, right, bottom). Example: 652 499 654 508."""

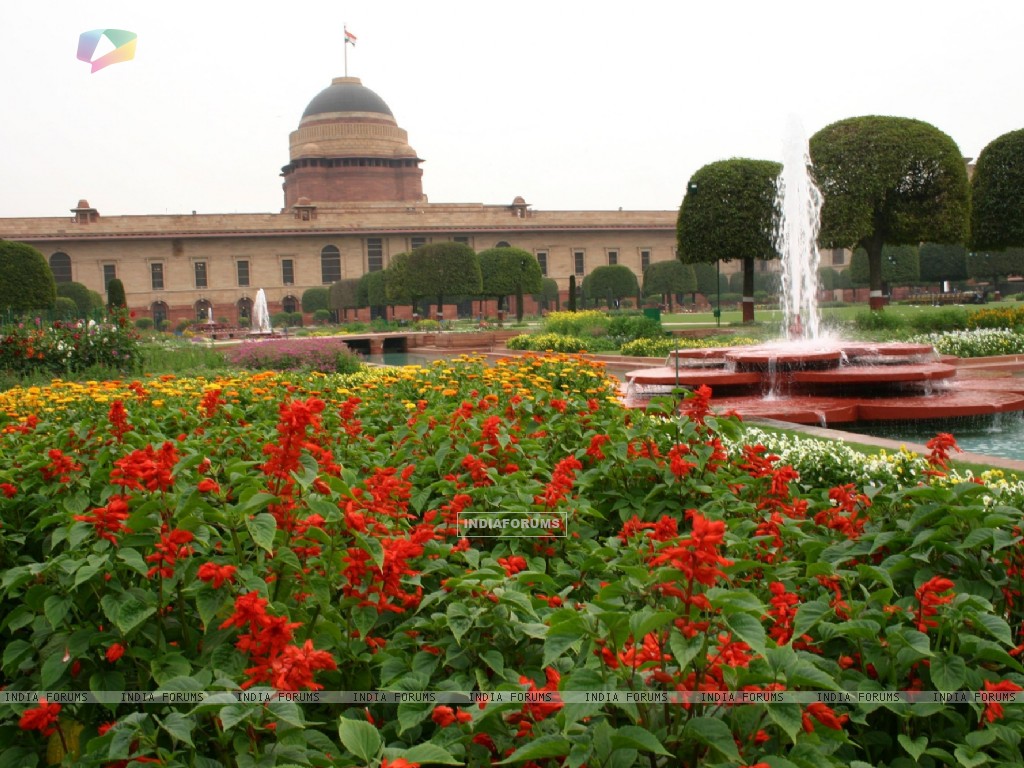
250 289 272 336
624 121 1024 425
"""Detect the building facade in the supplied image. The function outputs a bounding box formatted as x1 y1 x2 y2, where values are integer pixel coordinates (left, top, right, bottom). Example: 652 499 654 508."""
0 76 685 325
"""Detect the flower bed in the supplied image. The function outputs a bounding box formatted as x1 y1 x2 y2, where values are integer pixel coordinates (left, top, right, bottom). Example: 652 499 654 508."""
1 354 1023 766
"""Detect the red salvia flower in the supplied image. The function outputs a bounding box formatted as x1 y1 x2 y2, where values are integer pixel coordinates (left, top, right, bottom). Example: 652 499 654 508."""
197 478 220 494
145 526 194 579
108 400 132 442
925 432 961 471
648 511 732 587
106 643 126 663
18 699 61 737
197 562 237 589
268 639 338 690
914 576 955 633
802 702 848 731
73 495 132 545
980 679 1024 724
41 448 83 483
111 442 179 492
683 384 713 425
0 482 16 497
586 433 610 461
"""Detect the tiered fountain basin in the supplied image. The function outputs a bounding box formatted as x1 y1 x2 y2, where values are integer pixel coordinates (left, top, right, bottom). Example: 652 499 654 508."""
623 341 1024 425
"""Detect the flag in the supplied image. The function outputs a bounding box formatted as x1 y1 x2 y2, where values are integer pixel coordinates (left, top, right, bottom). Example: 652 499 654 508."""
345 27 357 46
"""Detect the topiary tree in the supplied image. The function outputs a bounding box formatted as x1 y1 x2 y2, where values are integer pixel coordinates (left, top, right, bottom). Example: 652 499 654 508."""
970 128 1024 252
301 286 330 314
358 270 389 320
568 275 577 312
478 247 544 322
405 243 482 317
54 296 78 320
677 158 781 322
532 277 560 313
581 265 640 309
0 240 56 314
643 260 696 312
809 116 970 309
106 278 127 310
329 278 362 321
919 243 968 285
56 281 96 318
849 245 919 290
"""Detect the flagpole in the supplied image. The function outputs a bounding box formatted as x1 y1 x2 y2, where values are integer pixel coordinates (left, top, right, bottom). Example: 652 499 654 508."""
344 23 348 77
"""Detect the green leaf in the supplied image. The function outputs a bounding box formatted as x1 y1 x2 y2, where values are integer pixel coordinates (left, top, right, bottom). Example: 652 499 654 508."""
930 653 967 691
117 548 150 576
2 640 33 673
396 701 432 736
218 703 253 731
446 602 475 645
682 716 741 762
970 612 1013 646
159 712 195 747
40 651 69 689
337 717 382 762
498 734 572 763
401 743 462 765
790 599 831 642
43 595 72 629
898 734 928 762
953 745 989 768
195 588 227 630
669 631 702 671
245 512 277 553
116 595 156 635
609 725 672 756
766 703 803 744
726 612 767 657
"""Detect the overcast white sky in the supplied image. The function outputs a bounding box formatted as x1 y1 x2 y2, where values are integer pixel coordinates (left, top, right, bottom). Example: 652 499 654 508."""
1 1 1020 218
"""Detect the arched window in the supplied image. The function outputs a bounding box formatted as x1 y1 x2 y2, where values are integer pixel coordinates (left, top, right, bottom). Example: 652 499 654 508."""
151 301 169 329
196 300 214 324
320 245 341 284
495 241 511 248
49 252 72 283
237 297 253 324
282 295 298 313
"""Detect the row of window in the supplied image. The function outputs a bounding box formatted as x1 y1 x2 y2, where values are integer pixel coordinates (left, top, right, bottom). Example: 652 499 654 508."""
51 243 661 292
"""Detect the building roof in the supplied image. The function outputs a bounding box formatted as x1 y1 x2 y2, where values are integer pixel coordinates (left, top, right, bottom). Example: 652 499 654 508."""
301 77 394 119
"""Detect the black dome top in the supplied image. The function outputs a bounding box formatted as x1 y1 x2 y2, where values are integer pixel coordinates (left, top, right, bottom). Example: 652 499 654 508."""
301 77 394 119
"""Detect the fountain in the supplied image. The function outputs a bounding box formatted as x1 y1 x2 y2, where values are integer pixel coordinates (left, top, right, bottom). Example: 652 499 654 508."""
250 289 272 336
624 121 1024 425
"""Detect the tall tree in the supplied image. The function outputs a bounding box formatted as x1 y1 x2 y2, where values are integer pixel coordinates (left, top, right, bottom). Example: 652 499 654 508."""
677 158 781 322
970 128 1024 252
532 277 560 313
478 247 544 322
809 116 969 309
849 245 919 292
328 278 362 321
643 260 696 312
405 243 482 317
582 265 639 309
0 241 57 314
106 278 127 310
567 275 577 312
919 243 968 285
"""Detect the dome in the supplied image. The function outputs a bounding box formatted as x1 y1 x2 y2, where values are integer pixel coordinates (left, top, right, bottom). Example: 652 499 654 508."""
301 77 393 118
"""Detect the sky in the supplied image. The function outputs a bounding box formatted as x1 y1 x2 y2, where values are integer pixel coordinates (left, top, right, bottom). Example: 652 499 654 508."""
1 1 1021 218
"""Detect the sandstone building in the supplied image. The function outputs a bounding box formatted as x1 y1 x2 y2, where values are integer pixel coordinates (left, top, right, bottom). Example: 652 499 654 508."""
0 76 683 325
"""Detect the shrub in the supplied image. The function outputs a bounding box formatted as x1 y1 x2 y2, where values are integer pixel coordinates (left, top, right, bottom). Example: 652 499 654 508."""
854 309 907 332
543 309 609 337
905 307 969 333
0 309 141 376
505 333 593 352
225 336 363 373
968 305 1024 330
56 281 97 317
53 297 78 320
134 316 154 330
908 328 1024 357
313 308 332 325
606 313 664 345
106 278 127 309
271 312 292 327
0 241 56 313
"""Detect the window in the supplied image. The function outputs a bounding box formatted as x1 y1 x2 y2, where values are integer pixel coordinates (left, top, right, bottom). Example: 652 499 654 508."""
49 252 72 283
151 302 168 327
536 251 548 276
281 259 294 285
193 261 207 289
366 238 383 272
573 251 585 276
151 263 164 291
640 250 651 272
832 248 845 266
282 295 298 313
496 241 511 248
320 245 341 283
453 236 471 245
103 264 117 288
236 260 250 287
410 237 429 251
607 250 618 266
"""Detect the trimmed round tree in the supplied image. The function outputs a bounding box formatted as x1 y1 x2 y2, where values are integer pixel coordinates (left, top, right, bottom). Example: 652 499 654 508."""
970 128 1024 252
582 265 639 309
328 278 362 321
809 116 969 309
676 158 781 322
301 286 330 314
57 281 97 318
533 277 560 313
106 278 127 310
478 247 543 322
405 243 482 318
0 240 56 314
643 259 696 312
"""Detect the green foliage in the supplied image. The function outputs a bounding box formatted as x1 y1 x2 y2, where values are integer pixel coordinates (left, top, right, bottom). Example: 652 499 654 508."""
56 281 99 317
478 247 544 304
300 286 330 313
504 332 596 352
971 128 1024 251
53 296 78 320
0 310 141 376
920 242 968 283
910 327 1024 356
329 277 362 312
809 116 970 295
225 337 363 373
358 269 389 310
313 308 332 324
693 262 727 298
581 265 639 308
854 310 907 332
404 242 482 311
643 260 696 310
106 277 127 309
850 244 920 286
0 240 56 313
533 277 561 311
568 275 577 311
134 316 154 330
966 248 1024 285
